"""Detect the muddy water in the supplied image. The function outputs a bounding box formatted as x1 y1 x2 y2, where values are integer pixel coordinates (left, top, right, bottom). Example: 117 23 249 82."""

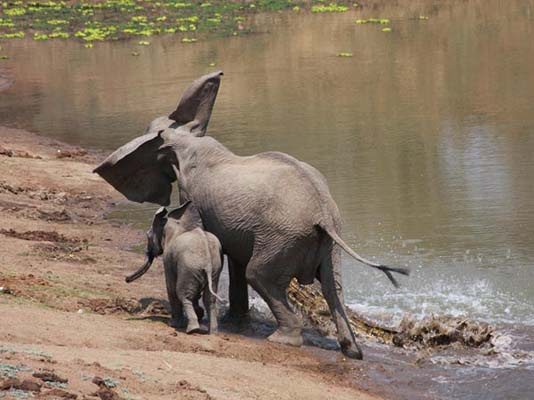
1 0 534 397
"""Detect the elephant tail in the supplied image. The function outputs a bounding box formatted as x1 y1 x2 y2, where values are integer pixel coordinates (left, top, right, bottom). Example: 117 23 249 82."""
204 266 224 303
319 224 410 288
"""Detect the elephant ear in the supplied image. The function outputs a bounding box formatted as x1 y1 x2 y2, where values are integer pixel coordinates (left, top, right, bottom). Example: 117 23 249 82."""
93 130 177 205
169 70 223 137
167 200 192 220
93 72 224 205
152 207 168 230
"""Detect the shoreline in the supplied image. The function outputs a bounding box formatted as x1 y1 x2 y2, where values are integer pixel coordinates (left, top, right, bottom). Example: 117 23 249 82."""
0 125 380 400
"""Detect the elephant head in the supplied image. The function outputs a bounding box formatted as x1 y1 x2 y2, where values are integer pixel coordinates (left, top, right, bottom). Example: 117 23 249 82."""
94 71 223 206
125 207 168 283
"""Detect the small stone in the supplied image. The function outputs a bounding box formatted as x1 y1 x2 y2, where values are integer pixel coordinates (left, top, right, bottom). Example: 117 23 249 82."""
33 371 68 383
41 388 78 399
0 378 21 390
20 379 42 392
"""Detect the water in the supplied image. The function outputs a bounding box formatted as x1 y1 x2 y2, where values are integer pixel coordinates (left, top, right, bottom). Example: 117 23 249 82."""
1 0 533 353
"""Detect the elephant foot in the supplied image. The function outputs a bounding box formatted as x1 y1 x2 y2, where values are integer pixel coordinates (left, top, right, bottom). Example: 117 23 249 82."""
186 321 201 334
339 339 363 360
267 328 303 347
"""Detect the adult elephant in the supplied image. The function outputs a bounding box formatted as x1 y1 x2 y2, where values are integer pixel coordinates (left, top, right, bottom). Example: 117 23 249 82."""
94 71 408 359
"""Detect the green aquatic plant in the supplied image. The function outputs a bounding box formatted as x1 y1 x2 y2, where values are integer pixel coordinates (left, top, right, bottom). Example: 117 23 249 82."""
0 31 24 39
311 3 348 13
337 52 352 57
131 15 147 22
181 37 197 42
47 19 68 25
75 25 117 41
138 40 149 45
84 43 93 48
33 32 49 40
209 62 216 66
356 18 390 24
381 27 391 32
49 31 69 38
170 2 192 8
0 55 9 59
418 15 429 20
0 18 16 28
207 17 221 24
4 7 26 16
0 0 359 43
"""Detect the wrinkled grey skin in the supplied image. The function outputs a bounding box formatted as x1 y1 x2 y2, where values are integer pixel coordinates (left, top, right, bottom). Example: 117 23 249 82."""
126 202 223 334
95 72 408 359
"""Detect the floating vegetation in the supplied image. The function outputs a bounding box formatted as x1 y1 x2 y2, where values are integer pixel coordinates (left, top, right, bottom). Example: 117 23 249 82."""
418 15 429 20
337 52 352 57
0 0 356 43
0 31 24 39
47 19 68 25
356 18 390 24
311 3 348 13
84 43 93 48
33 32 48 40
0 18 15 28
48 31 69 38
181 37 196 43
208 62 216 66
4 8 26 16
138 39 149 45
381 27 391 32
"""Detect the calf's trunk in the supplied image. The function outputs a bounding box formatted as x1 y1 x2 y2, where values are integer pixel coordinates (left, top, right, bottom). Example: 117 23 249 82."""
125 252 155 283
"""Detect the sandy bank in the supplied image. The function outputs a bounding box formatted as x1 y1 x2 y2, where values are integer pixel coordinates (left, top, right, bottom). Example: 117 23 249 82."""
0 125 379 400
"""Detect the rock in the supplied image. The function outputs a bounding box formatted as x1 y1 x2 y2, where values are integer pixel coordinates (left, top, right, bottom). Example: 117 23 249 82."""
33 370 68 383
0 377 21 390
19 379 42 392
40 388 78 399
93 387 120 400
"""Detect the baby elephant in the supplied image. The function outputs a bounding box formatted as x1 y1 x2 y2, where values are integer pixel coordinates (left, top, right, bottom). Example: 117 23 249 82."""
126 201 223 334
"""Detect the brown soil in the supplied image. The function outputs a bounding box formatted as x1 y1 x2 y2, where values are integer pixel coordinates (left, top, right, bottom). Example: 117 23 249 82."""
0 126 380 400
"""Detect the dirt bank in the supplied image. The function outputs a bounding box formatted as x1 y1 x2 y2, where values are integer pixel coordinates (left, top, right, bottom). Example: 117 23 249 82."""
0 126 380 400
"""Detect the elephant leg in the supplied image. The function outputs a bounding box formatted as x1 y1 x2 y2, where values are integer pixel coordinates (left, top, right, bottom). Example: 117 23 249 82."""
182 297 201 334
193 297 205 322
226 257 249 321
164 264 184 328
246 259 303 347
319 246 363 360
203 287 218 334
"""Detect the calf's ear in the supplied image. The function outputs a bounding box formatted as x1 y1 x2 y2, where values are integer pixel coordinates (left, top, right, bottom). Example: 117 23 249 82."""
167 200 192 220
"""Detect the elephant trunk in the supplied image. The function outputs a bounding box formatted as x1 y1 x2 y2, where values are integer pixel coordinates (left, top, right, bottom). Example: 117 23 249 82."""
125 252 155 283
